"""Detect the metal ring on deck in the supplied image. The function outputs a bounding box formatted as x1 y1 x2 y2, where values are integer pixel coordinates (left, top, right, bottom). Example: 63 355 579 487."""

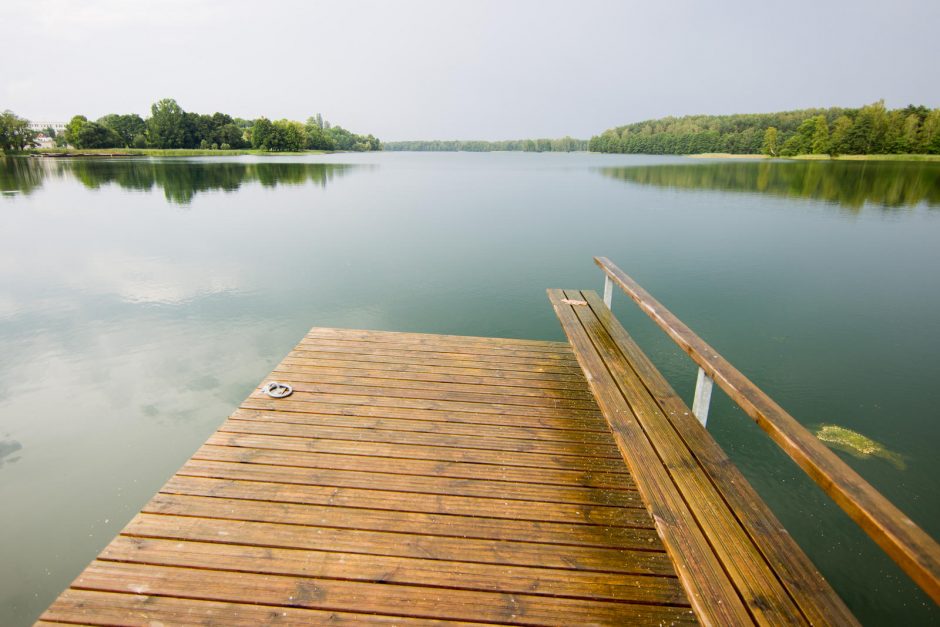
262 381 293 398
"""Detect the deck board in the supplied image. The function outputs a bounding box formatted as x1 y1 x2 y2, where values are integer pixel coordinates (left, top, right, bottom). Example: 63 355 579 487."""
549 290 859 625
40 327 694 626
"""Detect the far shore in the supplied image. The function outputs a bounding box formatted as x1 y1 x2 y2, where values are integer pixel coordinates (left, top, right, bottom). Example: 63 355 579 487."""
687 153 768 159
26 147 332 157
687 152 940 163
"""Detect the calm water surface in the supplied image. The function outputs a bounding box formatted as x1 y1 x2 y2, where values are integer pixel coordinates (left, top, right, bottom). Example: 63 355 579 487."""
1 153 938 624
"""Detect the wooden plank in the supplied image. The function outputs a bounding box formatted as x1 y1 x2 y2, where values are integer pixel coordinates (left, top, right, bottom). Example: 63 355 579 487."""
100 536 687 604
582 290 858 625
207 430 629 472
67 561 696 625
289 345 582 371
175 458 642 510
143 493 657 549
271 368 597 400
241 397 610 432
42 589 483 626
596 256 940 604
256 379 599 411
161 476 652 529
124 514 673 575
244 390 604 420
296 337 579 362
549 288 753 624
305 326 570 350
279 355 588 383
195 442 637 489
564 290 806 625
224 414 621 458
276 362 593 392
289 348 583 376
229 407 618 445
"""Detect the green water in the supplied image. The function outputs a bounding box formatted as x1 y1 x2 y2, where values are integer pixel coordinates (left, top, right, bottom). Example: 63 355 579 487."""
1 154 937 624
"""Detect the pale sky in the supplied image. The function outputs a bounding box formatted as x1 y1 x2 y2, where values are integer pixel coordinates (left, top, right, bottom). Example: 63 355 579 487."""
3 0 938 141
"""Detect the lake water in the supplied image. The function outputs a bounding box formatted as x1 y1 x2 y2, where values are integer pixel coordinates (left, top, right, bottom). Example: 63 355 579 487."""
1 153 938 624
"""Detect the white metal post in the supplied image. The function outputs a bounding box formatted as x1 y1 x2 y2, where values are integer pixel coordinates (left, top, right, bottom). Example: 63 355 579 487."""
692 367 713 427
603 275 613 309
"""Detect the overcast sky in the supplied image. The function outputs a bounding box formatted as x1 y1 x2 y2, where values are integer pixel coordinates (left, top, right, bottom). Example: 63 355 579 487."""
4 0 938 141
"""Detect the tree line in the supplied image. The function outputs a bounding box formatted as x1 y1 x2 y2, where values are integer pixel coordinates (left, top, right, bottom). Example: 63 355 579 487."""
383 137 587 152
590 102 940 156
0 99 380 153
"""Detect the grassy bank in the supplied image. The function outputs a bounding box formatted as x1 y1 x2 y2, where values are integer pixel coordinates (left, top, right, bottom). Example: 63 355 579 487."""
687 153 768 159
686 153 940 163
29 147 329 157
789 153 940 162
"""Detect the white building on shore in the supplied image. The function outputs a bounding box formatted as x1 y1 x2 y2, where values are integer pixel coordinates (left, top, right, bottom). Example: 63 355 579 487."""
28 121 68 134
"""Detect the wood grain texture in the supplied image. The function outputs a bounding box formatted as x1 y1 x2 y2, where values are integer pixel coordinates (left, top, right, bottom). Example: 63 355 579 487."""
563 289 806 625
597 255 940 608
580 290 857 625
40 326 691 626
550 285 872 625
549 289 753 625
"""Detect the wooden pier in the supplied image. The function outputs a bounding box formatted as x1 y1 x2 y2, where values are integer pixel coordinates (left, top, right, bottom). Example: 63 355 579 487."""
40 259 939 625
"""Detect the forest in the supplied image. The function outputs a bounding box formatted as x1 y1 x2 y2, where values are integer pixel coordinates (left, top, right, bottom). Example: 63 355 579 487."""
589 102 940 156
383 137 587 152
1 99 380 153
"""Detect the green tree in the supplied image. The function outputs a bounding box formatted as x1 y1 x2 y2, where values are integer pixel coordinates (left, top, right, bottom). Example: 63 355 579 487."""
901 114 922 153
761 127 778 156
98 113 146 147
829 115 853 155
147 98 187 148
250 118 274 149
923 109 940 154
305 116 335 150
64 115 89 147
275 119 307 151
811 115 830 154
0 110 38 152
216 123 247 149
74 122 122 148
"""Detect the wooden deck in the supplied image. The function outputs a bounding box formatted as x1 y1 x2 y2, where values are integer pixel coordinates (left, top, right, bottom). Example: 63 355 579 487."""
40 327 695 626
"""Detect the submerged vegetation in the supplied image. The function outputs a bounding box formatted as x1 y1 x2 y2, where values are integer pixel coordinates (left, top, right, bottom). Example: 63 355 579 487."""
815 425 906 470
590 101 940 157
383 137 588 152
598 160 940 209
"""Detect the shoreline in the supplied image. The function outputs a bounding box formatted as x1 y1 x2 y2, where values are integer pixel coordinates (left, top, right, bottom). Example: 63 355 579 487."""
25 148 339 157
686 152 940 163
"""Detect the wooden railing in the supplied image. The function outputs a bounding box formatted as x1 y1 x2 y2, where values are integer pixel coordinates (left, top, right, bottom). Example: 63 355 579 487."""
595 256 940 604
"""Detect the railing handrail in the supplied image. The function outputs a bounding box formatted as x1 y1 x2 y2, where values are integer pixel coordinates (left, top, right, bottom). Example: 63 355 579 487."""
594 256 940 604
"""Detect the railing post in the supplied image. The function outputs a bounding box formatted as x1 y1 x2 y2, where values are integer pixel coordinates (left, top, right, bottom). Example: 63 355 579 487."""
692 367 713 427
603 274 613 309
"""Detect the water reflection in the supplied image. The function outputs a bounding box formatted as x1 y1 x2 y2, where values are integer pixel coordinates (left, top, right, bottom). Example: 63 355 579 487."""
598 160 940 209
0 438 23 468
1 157 363 204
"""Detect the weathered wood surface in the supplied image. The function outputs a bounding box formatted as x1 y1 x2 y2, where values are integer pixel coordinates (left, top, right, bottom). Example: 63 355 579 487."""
549 289 859 626
40 327 694 626
595 256 940 605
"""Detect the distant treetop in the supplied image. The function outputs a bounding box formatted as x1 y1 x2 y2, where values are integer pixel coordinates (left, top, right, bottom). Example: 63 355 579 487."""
50 98 381 152
590 102 940 156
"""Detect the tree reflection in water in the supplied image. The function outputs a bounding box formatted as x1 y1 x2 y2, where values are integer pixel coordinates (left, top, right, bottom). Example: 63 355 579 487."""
598 160 940 210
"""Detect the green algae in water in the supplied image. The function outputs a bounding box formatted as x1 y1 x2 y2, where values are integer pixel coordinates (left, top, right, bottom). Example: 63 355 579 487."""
815 424 906 470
